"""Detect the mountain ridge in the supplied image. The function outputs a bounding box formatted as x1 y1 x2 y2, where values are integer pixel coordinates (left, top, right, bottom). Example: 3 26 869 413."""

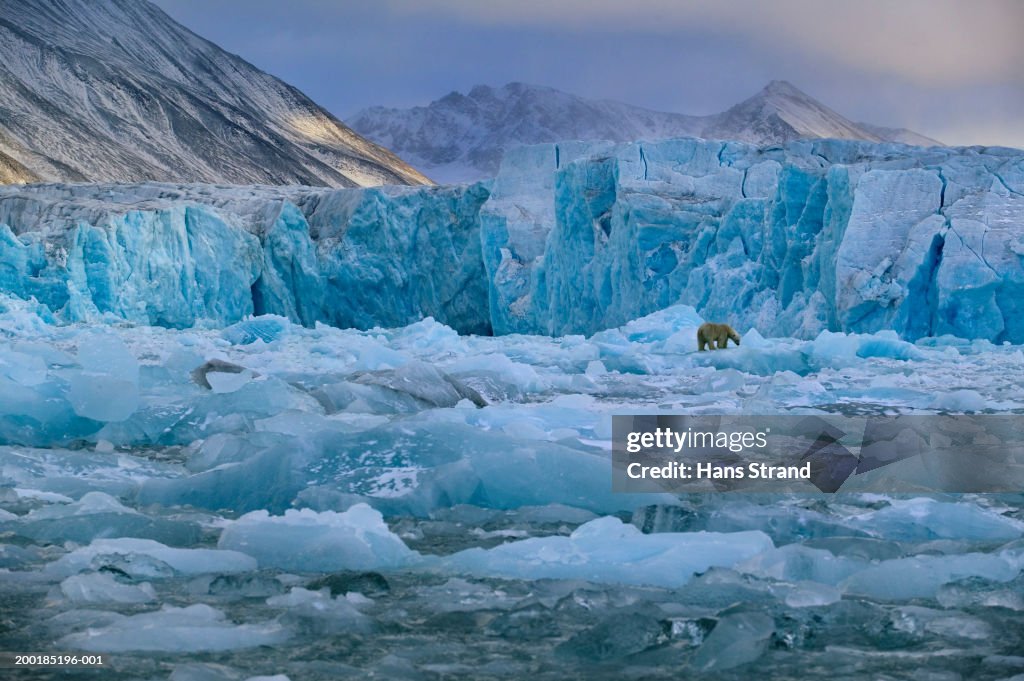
0 0 432 187
349 80 943 183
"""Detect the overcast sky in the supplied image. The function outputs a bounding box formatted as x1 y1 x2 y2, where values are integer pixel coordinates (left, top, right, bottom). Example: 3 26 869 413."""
152 0 1024 148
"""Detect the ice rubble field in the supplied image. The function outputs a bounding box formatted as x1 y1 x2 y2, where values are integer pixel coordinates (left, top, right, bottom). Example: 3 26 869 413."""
1 300 1023 680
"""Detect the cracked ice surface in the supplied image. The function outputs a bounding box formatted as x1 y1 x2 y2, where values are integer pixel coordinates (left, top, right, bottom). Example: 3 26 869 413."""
0 299 1022 678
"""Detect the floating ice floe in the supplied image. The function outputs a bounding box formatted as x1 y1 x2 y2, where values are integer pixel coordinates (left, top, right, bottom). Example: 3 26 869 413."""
67 332 140 422
217 504 418 572
55 571 157 605
265 587 372 633
45 538 257 579
442 516 774 588
846 498 1024 543
692 611 775 671
6 491 201 546
840 551 1023 601
57 604 288 652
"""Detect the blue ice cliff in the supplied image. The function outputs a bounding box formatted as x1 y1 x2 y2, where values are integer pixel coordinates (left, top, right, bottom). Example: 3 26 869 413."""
482 139 1024 341
0 138 1022 341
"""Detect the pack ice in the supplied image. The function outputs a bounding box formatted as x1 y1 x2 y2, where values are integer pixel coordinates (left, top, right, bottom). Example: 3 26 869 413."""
0 298 1022 677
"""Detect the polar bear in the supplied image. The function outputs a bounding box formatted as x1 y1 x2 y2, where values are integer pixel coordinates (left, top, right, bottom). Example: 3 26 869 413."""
697 322 741 351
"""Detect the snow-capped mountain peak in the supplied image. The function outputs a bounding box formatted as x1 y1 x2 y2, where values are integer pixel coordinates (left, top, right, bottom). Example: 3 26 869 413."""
348 80 941 182
705 80 880 143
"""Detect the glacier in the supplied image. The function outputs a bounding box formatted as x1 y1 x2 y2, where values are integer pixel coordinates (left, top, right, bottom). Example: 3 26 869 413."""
482 139 1024 339
0 182 492 334
1 138 1022 342
1 137 1023 680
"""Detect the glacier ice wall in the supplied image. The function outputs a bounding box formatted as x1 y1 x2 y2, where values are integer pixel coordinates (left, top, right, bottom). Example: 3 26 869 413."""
1 137 1022 341
0 183 492 334
483 139 1024 341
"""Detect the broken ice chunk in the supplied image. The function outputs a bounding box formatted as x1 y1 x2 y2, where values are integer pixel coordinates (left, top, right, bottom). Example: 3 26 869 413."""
68 373 138 422
57 604 288 652
46 538 257 579
444 516 774 588
775 580 842 608
57 572 157 604
190 358 259 390
76 332 139 380
849 498 1024 543
217 504 419 572
221 316 291 345
10 491 201 546
265 587 371 634
692 611 774 671
206 369 256 394
841 552 1020 600
555 612 668 661
0 348 47 386
351 361 486 408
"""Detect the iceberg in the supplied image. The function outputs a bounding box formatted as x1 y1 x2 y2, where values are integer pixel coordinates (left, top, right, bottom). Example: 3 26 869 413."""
555 612 668 661
265 587 372 634
846 498 1024 543
7 491 201 546
840 552 1021 600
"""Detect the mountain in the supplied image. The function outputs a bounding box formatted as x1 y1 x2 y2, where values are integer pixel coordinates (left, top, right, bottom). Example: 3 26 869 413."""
348 80 942 182
348 83 704 183
856 122 945 148
701 79 881 144
0 0 431 187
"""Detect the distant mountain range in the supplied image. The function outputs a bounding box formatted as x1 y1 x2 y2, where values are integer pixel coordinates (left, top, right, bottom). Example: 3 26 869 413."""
349 80 942 183
0 0 431 187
